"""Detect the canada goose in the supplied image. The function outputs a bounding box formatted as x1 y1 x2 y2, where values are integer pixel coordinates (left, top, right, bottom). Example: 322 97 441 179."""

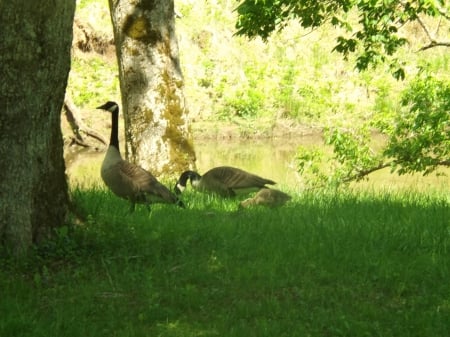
97 101 184 211
239 188 292 208
175 166 276 197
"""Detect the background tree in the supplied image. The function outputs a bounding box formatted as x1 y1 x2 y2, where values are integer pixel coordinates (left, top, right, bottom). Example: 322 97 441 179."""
236 0 450 187
0 0 76 256
108 0 196 176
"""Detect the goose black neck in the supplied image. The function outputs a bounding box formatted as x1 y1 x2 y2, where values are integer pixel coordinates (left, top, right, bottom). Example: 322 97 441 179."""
178 171 194 187
110 107 120 150
178 171 201 186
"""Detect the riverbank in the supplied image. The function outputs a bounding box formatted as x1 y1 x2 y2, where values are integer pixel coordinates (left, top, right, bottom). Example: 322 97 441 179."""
191 118 322 140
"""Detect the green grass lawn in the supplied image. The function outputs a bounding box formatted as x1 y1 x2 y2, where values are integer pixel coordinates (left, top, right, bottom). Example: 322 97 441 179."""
1 188 449 337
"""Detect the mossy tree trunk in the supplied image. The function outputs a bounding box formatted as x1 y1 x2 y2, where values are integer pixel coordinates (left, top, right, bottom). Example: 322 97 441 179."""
0 0 75 257
108 0 196 177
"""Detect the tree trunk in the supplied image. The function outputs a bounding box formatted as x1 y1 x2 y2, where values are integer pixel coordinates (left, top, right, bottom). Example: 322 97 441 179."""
0 0 75 257
108 0 196 176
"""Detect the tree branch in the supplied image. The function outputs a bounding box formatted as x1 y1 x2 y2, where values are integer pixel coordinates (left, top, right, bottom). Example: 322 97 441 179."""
437 6 450 21
342 158 449 184
342 162 392 183
414 14 450 51
419 41 450 51
437 159 450 167
416 15 434 42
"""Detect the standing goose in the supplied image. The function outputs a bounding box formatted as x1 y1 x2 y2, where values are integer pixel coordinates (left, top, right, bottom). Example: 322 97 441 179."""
239 188 291 208
97 101 184 211
175 166 276 197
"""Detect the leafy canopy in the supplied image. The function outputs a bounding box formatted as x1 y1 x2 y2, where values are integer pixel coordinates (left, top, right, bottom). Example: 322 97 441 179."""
236 0 450 79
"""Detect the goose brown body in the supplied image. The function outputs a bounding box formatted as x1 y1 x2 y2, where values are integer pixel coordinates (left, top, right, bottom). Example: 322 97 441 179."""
175 166 276 197
101 147 181 206
98 101 184 210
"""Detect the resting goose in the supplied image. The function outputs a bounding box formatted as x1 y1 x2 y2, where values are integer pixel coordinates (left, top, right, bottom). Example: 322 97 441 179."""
239 188 292 208
97 101 184 211
175 166 276 197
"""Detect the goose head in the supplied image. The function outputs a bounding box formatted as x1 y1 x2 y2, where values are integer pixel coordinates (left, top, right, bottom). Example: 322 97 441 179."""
97 101 119 113
174 170 202 194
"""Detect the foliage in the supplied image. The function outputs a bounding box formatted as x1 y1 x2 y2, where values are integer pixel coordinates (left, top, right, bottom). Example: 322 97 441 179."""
385 72 450 174
235 0 450 79
296 71 450 188
220 88 265 119
296 126 387 189
1 188 449 336
150 0 412 126
69 57 119 107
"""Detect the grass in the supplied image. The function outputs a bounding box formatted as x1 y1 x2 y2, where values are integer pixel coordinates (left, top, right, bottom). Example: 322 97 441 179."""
1 188 449 336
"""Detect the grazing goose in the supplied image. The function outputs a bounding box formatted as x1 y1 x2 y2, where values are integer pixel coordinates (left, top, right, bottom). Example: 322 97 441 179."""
97 101 184 211
239 188 292 208
175 166 276 197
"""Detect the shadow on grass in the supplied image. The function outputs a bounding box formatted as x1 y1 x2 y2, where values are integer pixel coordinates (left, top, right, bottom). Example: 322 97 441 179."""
1 187 449 337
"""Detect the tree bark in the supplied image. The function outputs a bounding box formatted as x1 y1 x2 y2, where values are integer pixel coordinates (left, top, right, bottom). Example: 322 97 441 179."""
108 0 196 177
0 0 75 257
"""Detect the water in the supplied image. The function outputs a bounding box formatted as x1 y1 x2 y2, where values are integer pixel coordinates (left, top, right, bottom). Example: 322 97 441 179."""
193 136 318 189
195 136 449 193
66 135 449 193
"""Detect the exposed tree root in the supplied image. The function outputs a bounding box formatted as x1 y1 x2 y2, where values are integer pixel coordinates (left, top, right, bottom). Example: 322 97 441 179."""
72 17 114 54
63 95 107 149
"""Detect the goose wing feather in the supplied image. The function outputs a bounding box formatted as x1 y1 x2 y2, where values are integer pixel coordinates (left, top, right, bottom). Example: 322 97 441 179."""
116 161 178 204
204 166 276 188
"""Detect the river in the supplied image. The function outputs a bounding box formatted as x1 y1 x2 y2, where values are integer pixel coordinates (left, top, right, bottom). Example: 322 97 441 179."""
66 135 449 193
